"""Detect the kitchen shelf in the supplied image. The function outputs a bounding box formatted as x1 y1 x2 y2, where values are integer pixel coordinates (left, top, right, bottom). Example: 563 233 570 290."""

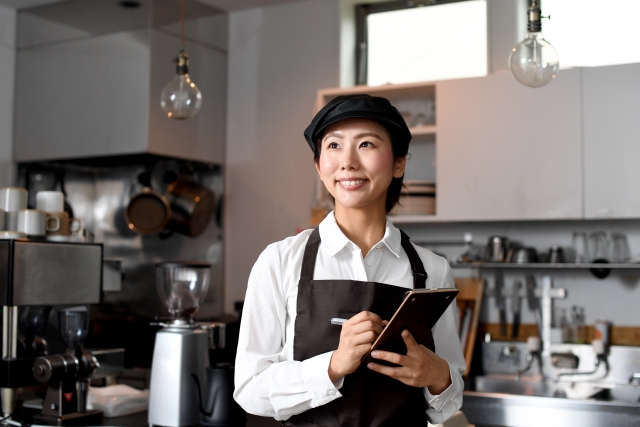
409 125 436 136
451 262 640 270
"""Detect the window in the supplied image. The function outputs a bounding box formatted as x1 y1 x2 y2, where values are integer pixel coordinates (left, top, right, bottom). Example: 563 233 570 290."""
359 0 487 86
543 0 640 68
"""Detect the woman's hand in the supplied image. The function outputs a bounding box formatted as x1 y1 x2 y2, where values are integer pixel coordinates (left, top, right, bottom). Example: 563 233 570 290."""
367 330 452 395
328 311 386 383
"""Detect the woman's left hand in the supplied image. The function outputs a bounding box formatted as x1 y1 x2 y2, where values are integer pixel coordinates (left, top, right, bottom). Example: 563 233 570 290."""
367 330 452 395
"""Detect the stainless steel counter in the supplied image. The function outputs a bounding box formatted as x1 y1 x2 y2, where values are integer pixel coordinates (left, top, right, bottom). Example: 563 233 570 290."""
462 390 640 427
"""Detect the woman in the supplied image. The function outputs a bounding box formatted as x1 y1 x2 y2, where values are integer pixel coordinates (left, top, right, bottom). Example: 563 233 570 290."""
234 95 465 426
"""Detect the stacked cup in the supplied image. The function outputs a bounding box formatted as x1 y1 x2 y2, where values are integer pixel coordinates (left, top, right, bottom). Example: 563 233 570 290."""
0 187 29 239
36 191 77 241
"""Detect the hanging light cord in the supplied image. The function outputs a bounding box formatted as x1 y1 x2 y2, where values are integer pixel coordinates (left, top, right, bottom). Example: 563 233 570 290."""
180 0 185 52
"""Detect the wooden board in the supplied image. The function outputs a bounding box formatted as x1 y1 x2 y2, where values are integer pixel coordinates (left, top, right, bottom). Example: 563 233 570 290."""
455 278 484 377
480 323 640 346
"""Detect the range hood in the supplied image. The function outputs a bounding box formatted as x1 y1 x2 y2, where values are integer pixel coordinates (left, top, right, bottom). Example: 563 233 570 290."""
14 0 227 164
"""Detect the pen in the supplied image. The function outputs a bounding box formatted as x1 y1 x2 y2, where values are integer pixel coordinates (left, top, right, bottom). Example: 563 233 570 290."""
330 318 347 325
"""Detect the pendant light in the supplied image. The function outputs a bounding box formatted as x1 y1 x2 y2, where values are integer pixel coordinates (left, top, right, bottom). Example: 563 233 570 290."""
160 0 202 120
508 0 559 88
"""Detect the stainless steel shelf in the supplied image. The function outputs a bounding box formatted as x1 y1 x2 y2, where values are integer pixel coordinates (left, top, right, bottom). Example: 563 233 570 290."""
451 262 640 270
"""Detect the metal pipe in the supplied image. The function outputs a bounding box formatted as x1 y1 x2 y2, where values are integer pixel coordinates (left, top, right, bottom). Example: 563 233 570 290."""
2 306 18 418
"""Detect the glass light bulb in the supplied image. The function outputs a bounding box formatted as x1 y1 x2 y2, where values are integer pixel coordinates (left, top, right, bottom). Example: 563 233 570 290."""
509 32 559 88
160 73 202 120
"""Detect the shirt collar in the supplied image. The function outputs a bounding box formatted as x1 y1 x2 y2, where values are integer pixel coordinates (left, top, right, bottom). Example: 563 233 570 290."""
318 211 403 258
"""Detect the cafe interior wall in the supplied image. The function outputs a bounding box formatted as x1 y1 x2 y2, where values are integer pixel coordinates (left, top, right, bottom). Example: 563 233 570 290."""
223 0 640 331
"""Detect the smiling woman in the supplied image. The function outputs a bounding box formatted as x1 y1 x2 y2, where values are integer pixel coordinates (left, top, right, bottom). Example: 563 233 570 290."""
234 95 465 426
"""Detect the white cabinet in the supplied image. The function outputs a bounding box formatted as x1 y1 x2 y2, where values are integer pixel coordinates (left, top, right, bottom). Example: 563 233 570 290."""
583 63 640 219
436 69 583 221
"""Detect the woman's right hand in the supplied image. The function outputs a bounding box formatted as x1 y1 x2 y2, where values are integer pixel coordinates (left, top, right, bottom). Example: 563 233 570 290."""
328 311 386 383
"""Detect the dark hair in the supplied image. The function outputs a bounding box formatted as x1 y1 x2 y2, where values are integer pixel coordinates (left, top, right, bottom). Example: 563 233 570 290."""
313 121 406 213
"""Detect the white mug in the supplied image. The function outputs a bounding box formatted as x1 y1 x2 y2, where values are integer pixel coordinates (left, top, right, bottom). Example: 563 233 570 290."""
5 212 18 231
0 187 27 212
17 209 47 237
36 191 64 213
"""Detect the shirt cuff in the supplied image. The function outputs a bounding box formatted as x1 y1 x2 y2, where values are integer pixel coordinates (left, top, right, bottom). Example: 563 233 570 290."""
300 351 343 407
423 362 457 412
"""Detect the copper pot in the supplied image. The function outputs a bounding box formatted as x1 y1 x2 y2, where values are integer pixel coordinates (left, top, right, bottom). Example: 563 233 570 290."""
125 187 171 235
166 179 215 237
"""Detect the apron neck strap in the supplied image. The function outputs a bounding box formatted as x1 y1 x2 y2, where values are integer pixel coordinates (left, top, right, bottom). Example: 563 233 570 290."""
300 227 428 288
300 227 322 280
399 230 427 289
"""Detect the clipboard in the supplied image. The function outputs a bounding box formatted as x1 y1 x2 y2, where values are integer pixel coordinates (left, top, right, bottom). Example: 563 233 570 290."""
361 288 458 366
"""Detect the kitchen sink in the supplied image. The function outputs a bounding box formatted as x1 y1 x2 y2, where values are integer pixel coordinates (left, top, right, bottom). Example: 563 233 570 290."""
475 374 603 400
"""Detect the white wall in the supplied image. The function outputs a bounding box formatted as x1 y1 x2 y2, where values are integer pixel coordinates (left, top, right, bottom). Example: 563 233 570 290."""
224 0 340 312
0 4 15 186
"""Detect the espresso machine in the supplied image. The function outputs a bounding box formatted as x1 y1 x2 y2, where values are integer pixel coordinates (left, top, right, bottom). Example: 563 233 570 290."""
0 238 104 424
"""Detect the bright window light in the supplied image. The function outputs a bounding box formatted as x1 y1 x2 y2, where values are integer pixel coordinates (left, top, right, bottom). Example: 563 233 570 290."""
366 1 487 86
543 0 640 68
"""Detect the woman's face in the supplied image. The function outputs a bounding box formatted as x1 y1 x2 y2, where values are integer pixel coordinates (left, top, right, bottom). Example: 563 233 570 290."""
316 118 405 212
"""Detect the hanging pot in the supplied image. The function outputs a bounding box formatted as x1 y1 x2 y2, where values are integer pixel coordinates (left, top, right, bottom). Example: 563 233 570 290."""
166 179 215 237
125 187 171 235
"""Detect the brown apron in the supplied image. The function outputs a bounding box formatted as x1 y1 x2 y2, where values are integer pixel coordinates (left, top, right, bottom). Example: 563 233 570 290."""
284 227 434 427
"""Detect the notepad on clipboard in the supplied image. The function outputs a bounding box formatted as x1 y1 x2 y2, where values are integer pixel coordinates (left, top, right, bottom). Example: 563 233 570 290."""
361 288 458 366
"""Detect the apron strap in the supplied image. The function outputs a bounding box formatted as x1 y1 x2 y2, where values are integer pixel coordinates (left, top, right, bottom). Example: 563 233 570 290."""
300 227 428 288
399 230 428 289
300 227 322 280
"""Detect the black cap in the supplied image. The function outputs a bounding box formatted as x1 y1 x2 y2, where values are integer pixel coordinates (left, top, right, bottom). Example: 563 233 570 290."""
303 94 411 154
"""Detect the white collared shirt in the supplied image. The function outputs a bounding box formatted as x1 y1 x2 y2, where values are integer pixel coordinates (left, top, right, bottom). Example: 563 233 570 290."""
234 212 465 424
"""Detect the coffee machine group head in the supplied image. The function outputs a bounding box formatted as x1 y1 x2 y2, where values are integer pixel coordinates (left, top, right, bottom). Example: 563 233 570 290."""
148 261 212 427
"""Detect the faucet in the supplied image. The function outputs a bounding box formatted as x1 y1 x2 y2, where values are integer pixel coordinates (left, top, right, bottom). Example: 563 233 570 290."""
514 336 543 381
540 276 566 357
554 339 609 382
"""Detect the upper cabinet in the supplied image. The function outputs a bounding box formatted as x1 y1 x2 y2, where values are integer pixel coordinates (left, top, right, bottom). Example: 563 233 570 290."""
583 63 640 219
436 69 583 221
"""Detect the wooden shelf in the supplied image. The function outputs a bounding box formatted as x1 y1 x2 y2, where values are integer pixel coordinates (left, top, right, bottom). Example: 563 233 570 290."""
451 262 640 270
314 81 436 113
409 125 436 136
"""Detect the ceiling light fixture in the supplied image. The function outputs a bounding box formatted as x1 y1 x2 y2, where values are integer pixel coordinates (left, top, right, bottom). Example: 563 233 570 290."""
160 0 202 120
508 0 559 88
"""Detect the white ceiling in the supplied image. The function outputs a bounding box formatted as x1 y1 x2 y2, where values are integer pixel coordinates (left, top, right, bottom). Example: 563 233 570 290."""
0 0 301 11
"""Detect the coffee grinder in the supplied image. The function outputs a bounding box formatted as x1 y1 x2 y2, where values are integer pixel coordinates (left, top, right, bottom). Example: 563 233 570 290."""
31 308 102 425
148 261 212 427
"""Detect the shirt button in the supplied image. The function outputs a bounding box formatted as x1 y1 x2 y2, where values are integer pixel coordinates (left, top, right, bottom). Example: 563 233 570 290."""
367 261 373 267
329 390 336 396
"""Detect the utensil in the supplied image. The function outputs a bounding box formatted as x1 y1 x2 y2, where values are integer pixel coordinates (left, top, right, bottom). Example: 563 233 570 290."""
166 179 216 237
589 231 609 261
17 209 48 237
506 247 538 264
36 191 64 213
486 236 509 262
572 232 589 264
511 281 522 338
200 364 246 426
610 232 630 263
1 188 28 231
548 245 565 264
495 271 506 336
526 274 542 337
125 174 171 235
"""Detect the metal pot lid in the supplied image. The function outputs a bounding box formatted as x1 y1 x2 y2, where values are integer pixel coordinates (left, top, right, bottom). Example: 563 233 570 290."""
155 261 212 269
